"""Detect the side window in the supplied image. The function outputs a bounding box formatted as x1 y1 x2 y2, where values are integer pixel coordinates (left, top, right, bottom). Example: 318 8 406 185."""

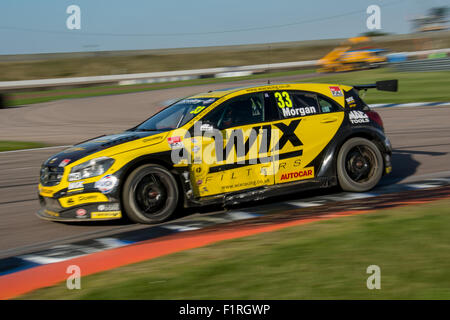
317 95 342 113
273 90 319 119
201 93 266 129
343 89 370 111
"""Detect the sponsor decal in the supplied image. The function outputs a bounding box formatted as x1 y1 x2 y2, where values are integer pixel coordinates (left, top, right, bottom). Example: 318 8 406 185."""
97 203 120 211
171 119 303 166
170 142 183 149
181 99 203 104
349 110 370 124
190 105 206 114
95 175 118 194
245 84 290 93
280 167 314 181
59 193 109 208
76 208 87 218
91 211 122 219
345 96 357 107
59 159 71 167
282 106 317 118
68 181 84 191
196 179 203 185
168 136 183 149
329 86 343 97
204 98 216 104
49 158 58 164
200 123 214 132
44 210 60 217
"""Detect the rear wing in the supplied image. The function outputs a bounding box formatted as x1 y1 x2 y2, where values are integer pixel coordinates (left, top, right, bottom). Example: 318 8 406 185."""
353 79 398 92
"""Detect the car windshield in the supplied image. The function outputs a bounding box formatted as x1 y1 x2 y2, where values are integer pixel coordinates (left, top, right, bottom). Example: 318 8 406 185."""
133 97 217 132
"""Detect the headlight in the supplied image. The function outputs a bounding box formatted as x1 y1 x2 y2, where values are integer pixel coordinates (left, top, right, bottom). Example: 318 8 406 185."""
68 157 115 181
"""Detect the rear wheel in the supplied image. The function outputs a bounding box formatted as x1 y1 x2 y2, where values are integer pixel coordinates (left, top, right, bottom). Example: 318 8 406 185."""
122 164 179 224
337 137 383 192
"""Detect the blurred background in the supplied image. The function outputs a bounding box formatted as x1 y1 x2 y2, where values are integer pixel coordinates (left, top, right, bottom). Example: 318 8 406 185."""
1 0 450 300
0 0 448 107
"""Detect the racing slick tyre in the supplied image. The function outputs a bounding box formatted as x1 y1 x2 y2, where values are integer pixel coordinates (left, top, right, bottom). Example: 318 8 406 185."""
337 137 383 192
122 164 179 224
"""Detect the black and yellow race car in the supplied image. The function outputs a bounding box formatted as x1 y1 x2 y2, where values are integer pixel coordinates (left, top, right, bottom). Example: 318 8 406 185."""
38 80 396 224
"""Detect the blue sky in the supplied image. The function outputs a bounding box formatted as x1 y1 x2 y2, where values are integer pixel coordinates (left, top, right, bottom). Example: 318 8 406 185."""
0 0 446 54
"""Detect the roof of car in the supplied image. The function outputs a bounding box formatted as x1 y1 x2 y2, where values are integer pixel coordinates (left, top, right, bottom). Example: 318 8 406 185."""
189 83 353 101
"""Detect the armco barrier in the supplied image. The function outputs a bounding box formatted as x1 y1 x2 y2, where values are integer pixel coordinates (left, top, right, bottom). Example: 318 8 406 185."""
0 48 448 92
392 57 450 72
0 60 317 91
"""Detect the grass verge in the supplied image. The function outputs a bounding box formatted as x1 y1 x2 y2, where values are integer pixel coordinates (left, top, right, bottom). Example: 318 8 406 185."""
8 69 313 106
8 68 450 107
302 68 450 104
0 141 48 152
21 198 450 299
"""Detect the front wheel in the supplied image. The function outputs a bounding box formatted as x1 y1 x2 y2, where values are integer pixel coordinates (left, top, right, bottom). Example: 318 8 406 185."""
122 164 179 224
337 137 384 192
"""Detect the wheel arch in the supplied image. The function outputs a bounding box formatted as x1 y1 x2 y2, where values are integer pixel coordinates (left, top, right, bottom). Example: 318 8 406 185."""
317 127 389 178
116 153 185 208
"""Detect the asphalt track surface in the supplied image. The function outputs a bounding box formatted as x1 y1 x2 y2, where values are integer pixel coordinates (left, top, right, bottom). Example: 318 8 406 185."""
1 75 450 259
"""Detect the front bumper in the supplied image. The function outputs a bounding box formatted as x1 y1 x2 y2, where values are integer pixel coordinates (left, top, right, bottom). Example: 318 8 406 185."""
37 194 122 222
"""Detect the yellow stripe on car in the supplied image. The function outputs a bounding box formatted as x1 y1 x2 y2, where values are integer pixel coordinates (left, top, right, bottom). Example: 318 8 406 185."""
59 193 109 208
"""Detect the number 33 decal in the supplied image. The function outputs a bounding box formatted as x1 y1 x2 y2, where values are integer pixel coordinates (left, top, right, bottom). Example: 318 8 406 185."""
274 91 293 108
190 106 206 114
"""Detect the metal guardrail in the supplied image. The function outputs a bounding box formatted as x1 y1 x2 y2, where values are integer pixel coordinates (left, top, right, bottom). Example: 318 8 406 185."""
392 57 450 71
0 60 317 91
0 48 449 92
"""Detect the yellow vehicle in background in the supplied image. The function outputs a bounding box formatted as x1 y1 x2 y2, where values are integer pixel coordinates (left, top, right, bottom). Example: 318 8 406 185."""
318 36 387 72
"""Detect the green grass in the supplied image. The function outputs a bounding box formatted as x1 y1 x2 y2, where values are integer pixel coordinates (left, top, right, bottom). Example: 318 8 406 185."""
305 68 450 104
2 31 449 81
9 68 450 107
8 69 313 106
0 141 48 152
21 199 450 299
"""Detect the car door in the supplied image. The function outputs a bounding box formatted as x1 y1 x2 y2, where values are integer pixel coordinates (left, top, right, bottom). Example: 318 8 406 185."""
268 90 344 184
188 92 278 197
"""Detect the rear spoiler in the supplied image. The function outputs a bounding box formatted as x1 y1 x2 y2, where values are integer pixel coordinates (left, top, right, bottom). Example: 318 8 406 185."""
353 79 398 92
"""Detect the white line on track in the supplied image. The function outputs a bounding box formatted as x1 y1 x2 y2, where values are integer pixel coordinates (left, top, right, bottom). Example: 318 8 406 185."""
286 201 322 208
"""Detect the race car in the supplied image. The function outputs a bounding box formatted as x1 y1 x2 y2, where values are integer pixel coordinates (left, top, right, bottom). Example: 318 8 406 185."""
37 80 396 224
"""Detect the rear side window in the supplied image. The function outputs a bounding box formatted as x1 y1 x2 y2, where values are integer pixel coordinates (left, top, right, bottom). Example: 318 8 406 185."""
344 89 370 111
317 95 342 113
272 90 319 119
